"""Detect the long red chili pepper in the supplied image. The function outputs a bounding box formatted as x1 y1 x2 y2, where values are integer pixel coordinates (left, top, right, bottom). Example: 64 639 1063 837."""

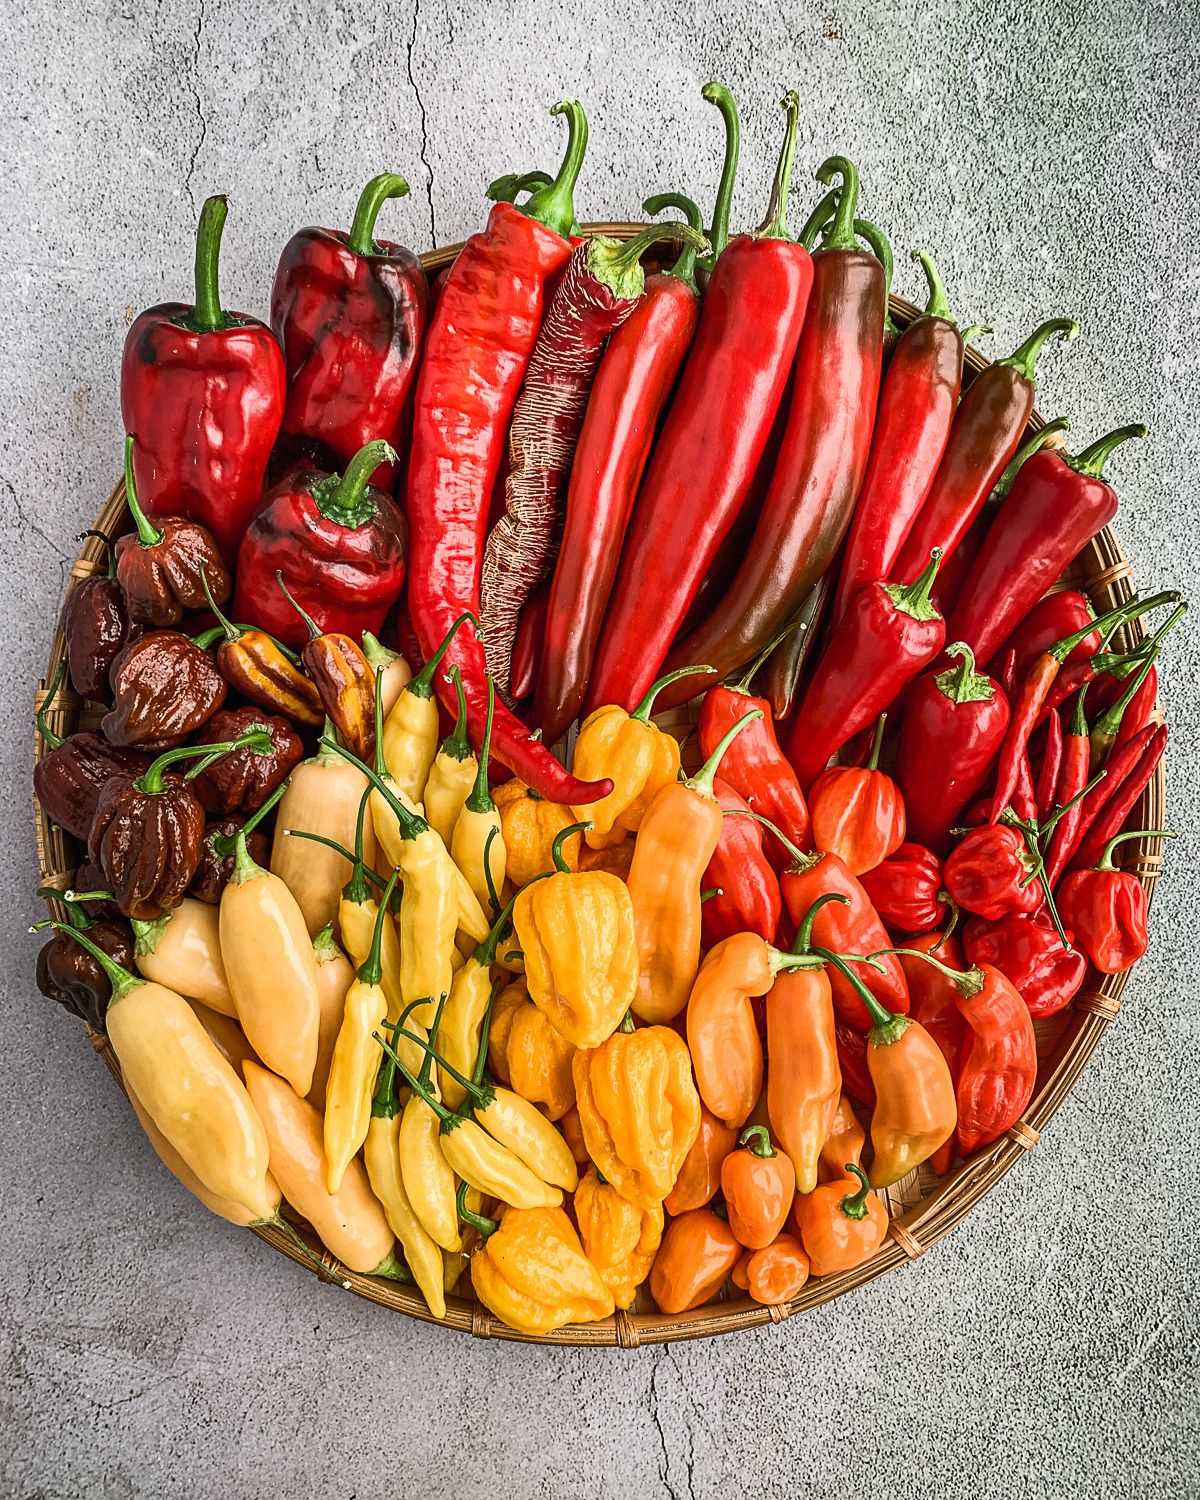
658 154 886 704
1089 603 1183 763
1048 718 1151 881
1011 748 1037 824
786 550 947 790
535 194 705 740
889 318 1077 585
830 249 963 624
1044 688 1094 887
948 424 1147 667
403 102 609 802
583 91 813 715
479 220 706 693
1034 708 1063 824
1068 723 1167 874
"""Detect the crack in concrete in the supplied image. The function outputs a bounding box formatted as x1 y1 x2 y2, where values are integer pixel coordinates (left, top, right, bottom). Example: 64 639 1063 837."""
3 476 68 563
183 0 208 213
646 1345 698 1500
406 0 437 248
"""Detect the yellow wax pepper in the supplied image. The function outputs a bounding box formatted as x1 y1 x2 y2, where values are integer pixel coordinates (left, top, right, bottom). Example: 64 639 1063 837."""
438 896 518 1111
382 612 472 804
573 1016 701 1210
450 675 507 915
574 1165 664 1309
443 1181 487 1295
514 821 639 1049
130 897 234 1015
361 631 412 719
424 666 477 845
324 870 400 1192
504 994 576 1121
493 778 582 888
308 924 355 1112
398 995 461 1253
570 666 710 847
363 1021 447 1319
470 1204 615 1335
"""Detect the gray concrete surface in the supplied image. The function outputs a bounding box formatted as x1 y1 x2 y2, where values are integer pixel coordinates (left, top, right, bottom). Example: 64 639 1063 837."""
2 1 1198 1494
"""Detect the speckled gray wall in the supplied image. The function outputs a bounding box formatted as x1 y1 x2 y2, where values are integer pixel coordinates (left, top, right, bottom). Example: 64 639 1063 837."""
2 2 1197 1496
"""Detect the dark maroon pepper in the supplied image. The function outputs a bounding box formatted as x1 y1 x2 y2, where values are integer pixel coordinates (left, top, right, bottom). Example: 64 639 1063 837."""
189 707 303 815
64 534 137 700
33 887 134 1032
102 631 227 750
34 666 149 839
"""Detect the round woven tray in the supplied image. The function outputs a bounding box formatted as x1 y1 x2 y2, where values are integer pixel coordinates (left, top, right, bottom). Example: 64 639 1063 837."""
33 224 1165 1346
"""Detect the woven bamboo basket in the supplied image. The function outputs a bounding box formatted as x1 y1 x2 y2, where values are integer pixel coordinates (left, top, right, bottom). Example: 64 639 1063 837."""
32 224 1165 1346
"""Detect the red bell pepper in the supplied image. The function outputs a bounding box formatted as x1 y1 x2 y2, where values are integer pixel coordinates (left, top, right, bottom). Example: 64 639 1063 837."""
896 643 1010 853
121 195 285 561
944 824 1043 921
233 439 406 646
1002 589 1098 681
948 424 1147 667
402 102 609 803
963 909 1087 1019
1057 828 1172 974
1068 723 1167 875
584 91 813 714
890 318 1077 585
807 716 905 876
659 154 885 704
897 929 967 1173
860 843 950 936
701 779 781 946
271 172 428 489
536 194 704 740
786 550 947 789
830 249 963 623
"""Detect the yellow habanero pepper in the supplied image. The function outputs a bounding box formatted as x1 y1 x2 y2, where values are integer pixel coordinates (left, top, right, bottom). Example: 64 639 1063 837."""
627 709 761 1023
493 778 582 888
451 676 506 916
324 871 400 1192
438 897 516 1111
574 1165 664 1309
424 666 478 845
573 1017 701 1210
470 1204 615 1336
382 612 472 804
308 925 355 1112
49 926 273 1219
504 992 576 1121
220 831 321 1096
487 978 528 1081
130 897 234 1015
570 666 710 847
514 822 639 1049
361 631 412 719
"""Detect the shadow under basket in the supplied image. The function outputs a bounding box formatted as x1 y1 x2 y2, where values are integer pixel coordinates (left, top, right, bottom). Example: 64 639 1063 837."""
32 224 1166 1347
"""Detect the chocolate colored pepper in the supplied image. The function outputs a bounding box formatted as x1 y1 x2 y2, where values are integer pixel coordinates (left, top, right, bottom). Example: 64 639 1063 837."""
34 663 149 839
276 572 376 761
102 631 227 750
190 707 303 815
188 781 288 903
63 534 136 699
33 887 135 1032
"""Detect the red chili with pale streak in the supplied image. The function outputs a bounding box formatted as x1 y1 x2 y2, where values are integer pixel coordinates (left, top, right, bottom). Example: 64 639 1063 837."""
1044 689 1092 888
1068 723 1167 875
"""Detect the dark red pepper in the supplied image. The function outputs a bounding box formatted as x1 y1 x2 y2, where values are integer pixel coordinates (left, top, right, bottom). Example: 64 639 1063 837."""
510 581 549 704
33 888 134 1033
1069 723 1167 875
963 909 1087 1019
1034 708 1064 824
1089 603 1182 764
1044 689 1092 888
101 631 228 750
190 706 303 815
271 172 427 487
944 824 1043 921
63 535 135 700
1057 828 1171 974
120 196 285 561
835 1019 875 1110
701 779 781 946
860 843 951 936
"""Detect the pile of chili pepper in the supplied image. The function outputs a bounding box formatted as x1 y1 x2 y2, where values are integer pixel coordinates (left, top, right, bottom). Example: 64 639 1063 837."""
31 80 1182 1338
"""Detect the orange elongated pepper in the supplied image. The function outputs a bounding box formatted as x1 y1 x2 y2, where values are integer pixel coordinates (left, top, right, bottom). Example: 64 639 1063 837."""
793 1163 887 1275
721 1125 796 1249
628 709 762 1022
649 1206 743 1314
664 1106 737 1215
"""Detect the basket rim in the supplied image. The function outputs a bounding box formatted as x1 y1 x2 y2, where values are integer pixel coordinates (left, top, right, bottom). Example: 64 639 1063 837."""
32 222 1166 1348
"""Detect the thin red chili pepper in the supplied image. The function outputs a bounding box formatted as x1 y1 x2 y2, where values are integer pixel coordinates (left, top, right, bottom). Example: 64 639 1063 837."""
1034 708 1063 824
509 581 549 703
1089 602 1184 764
1011 747 1037 824
998 647 1018 699
1111 663 1158 755
1049 719 1152 880
1002 587 1098 681
1068 723 1167 874
1044 689 1091 889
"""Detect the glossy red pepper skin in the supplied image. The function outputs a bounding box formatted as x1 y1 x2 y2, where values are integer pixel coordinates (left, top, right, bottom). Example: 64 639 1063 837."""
781 852 909 1030
697 686 811 868
660 248 883 705
899 929 967 1172
1002 590 1098 681
701 779 781 946
510 581 549 704
786 557 946 790
835 1021 875 1110
953 961 1037 1156
1044 694 1092 887
897 646 1010 853
270 206 427 489
944 825 1043 921
808 763 905 877
963 910 1087 1018
403 200 606 803
860 843 947 934
537 272 698 739
1034 709 1064 824
1069 724 1167 874
1057 863 1149 974
1111 665 1158 755
585 230 812 714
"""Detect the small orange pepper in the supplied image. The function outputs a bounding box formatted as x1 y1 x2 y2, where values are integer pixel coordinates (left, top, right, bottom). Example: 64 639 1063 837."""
720 1125 796 1250
807 715 905 876
663 1106 737 1215
559 1105 590 1164
648 1206 742 1314
793 1164 888 1275
737 1234 811 1305
817 1094 866 1184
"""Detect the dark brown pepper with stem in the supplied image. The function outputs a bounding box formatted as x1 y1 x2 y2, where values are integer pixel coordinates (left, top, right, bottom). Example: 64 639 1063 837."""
275 570 376 761
189 706 303 814
33 886 134 1032
102 630 227 749
34 659 149 839
64 531 137 699
188 778 288 903
114 435 233 627
88 726 272 919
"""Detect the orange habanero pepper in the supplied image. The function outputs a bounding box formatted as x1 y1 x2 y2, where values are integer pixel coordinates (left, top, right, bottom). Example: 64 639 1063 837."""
734 1233 811 1306
664 1106 737 1216
649 1206 742 1315
720 1125 796 1250
817 1094 866 1184
793 1164 888 1275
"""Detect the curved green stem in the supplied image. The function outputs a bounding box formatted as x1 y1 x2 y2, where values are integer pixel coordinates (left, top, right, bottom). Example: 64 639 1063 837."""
738 1124 776 1159
791 891 848 955
725 806 809 869
591 224 710 301
41 923 139 1004
990 417 1071 502
374 1030 457 1131
357 869 399 986
36 656 67 750
700 81 740 267
463 674 496 814
122 435 164 547
320 735 428 842
551 820 589 874
311 440 396 529
643 192 704 287
211 777 289 859
1051 590 1179 665
1094 827 1174 873
347 172 410 256
135 728 270 797
440 666 472 762
486 170 553 205
840 1163 872 1219
457 1180 499 1239
362 631 400 676
911 248 951 323
756 91 801 240
867 945 983 998
811 946 908 1044
35 885 92 931
1068 423 1149 481
189 195 229 334
522 101 588 238
866 714 887 771
473 892 520 967
883 548 943 621
198 562 241 643
687 709 762 798
813 156 860 251
854 219 899 340
631 664 713 722
798 188 838 251
998 317 1079 384
407 613 475 701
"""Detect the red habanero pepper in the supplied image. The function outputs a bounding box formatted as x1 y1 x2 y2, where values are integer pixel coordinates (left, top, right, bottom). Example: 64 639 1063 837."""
271 172 427 488
121 196 285 561
535 193 706 740
786 549 947 790
1034 708 1064 824
944 824 1042 922
948 424 1147 667
402 103 608 803
1044 689 1091 888
808 715 905 876
701 780 781 946
233 439 407 646
897 929 967 1173
831 249 964 624
659 154 886 706
479 220 707 692
860 843 951 936
1002 589 1099 681
583 91 813 714
896 644 1010 853
1069 723 1167 875
1058 828 1173 974
890 318 1077 586
963 910 1087 1019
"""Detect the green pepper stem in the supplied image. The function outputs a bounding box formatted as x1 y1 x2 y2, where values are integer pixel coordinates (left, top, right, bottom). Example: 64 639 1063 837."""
867 945 984 998
618 1010 636 1034
374 1032 456 1130
231 829 273 887
344 783 374 904
135 728 270 797
34 885 92 931
416 992 448 1090
311 440 396 530
738 1124 776 1159
189 195 230 334
198 561 241 643
700 887 722 903
798 188 838 251
811 946 908 1044
473 892 520 967
688 709 762 798
551 820 589 874
371 665 390 779
1069 423 1148 481
866 714 887 772
884 549 943 621
347 172 410 257
464 673 496 814
36 657 67 749
370 1019 401 1120
122 435 164 547
522 100 588 238
840 1163 872 1220
855 219 899 341
397 1024 491 1106
791 891 849 955
990 417 1071 502
482 824 503 917
41 922 139 1004
361 631 399 675
999 317 1079 384
643 192 704 287
631 664 714 722
77 528 117 580
911 248 951 323
457 1179 499 1239
274 570 322 641
592 225 710 301
813 155 861 251
486 170 553 205
287 828 388 896
1094 827 1174 873
1037 769 1107 842
700 81 740 267
725 806 808 868
756 92 801 241
370 1250 415 1284
320 735 428 841
211 777 289 859
440 666 472 762
1050 589 1180 664
408 613 475 701
357 869 399 987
